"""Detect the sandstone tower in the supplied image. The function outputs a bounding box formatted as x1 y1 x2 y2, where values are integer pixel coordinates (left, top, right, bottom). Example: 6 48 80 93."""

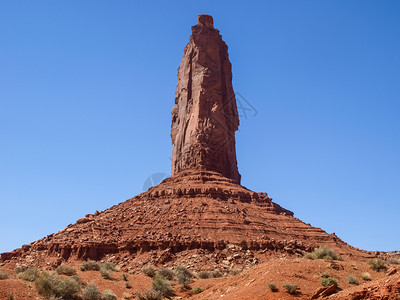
171 15 241 184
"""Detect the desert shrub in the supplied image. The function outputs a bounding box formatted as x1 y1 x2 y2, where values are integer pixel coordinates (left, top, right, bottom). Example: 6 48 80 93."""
0 270 10 280
346 274 359 285
137 290 162 300
388 258 400 265
197 271 211 279
55 265 76 276
142 266 156 278
268 283 278 292
15 265 28 274
229 268 242 276
191 287 204 294
8 295 14 300
82 283 102 300
100 262 116 271
100 267 112 280
72 275 81 283
125 281 132 289
175 266 193 288
157 268 174 280
368 258 387 272
152 274 175 298
319 277 338 287
122 273 129 281
80 260 100 271
35 272 80 299
103 290 117 300
361 272 371 281
17 267 39 281
282 283 298 295
211 269 222 278
305 246 341 261
321 271 330 278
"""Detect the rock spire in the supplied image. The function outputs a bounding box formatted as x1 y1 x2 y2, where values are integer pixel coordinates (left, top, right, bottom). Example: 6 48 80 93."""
171 15 241 183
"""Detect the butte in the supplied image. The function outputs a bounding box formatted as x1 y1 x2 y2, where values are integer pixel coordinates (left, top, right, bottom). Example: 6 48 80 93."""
1 14 370 272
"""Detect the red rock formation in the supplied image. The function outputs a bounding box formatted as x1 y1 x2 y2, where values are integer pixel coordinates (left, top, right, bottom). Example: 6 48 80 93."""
171 15 241 184
0 15 373 274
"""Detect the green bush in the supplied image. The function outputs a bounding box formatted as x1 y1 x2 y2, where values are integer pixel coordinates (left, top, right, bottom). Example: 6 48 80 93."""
361 272 371 281
55 265 76 276
82 283 102 300
157 268 174 280
305 246 342 261
268 283 278 292
319 277 338 287
175 266 193 288
191 287 204 294
0 271 10 280
103 290 117 300
17 267 39 281
282 283 298 295
197 271 211 279
35 272 80 299
72 274 81 283
142 266 156 278
321 271 330 278
80 260 100 271
346 274 359 285
211 269 222 278
368 258 387 272
152 274 175 298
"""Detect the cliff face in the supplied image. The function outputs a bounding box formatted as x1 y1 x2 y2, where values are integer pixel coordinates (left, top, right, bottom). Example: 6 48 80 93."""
171 15 241 184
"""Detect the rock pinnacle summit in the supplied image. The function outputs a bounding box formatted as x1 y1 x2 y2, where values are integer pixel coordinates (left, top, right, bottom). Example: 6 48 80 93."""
171 14 241 184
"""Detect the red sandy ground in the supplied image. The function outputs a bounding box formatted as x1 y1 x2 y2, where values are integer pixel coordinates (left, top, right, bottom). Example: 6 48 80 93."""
1 257 398 300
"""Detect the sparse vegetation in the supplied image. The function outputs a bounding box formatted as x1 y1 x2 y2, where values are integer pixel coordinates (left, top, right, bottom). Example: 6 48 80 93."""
305 246 342 261
229 268 242 276
361 272 371 281
8 294 14 300
211 269 222 278
142 266 156 278
321 271 330 278
100 262 116 271
15 265 29 274
137 290 162 300
191 287 204 294
346 274 359 285
80 260 100 271
82 283 102 300
55 265 76 276
319 277 338 287
197 271 211 279
72 274 81 283
122 273 129 281
0 270 10 280
35 271 81 299
368 258 387 272
268 283 278 292
175 266 194 288
17 267 39 281
388 258 400 265
282 283 298 295
100 267 112 280
125 281 132 289
157 268 174 280
103 290 117 300
152 274 175 298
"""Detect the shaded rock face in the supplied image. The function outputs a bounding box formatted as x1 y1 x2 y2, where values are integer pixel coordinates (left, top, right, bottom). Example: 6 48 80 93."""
171 14 241 184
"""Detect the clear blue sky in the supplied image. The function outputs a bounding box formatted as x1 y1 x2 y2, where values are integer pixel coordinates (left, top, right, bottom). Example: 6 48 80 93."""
1 1 399 253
